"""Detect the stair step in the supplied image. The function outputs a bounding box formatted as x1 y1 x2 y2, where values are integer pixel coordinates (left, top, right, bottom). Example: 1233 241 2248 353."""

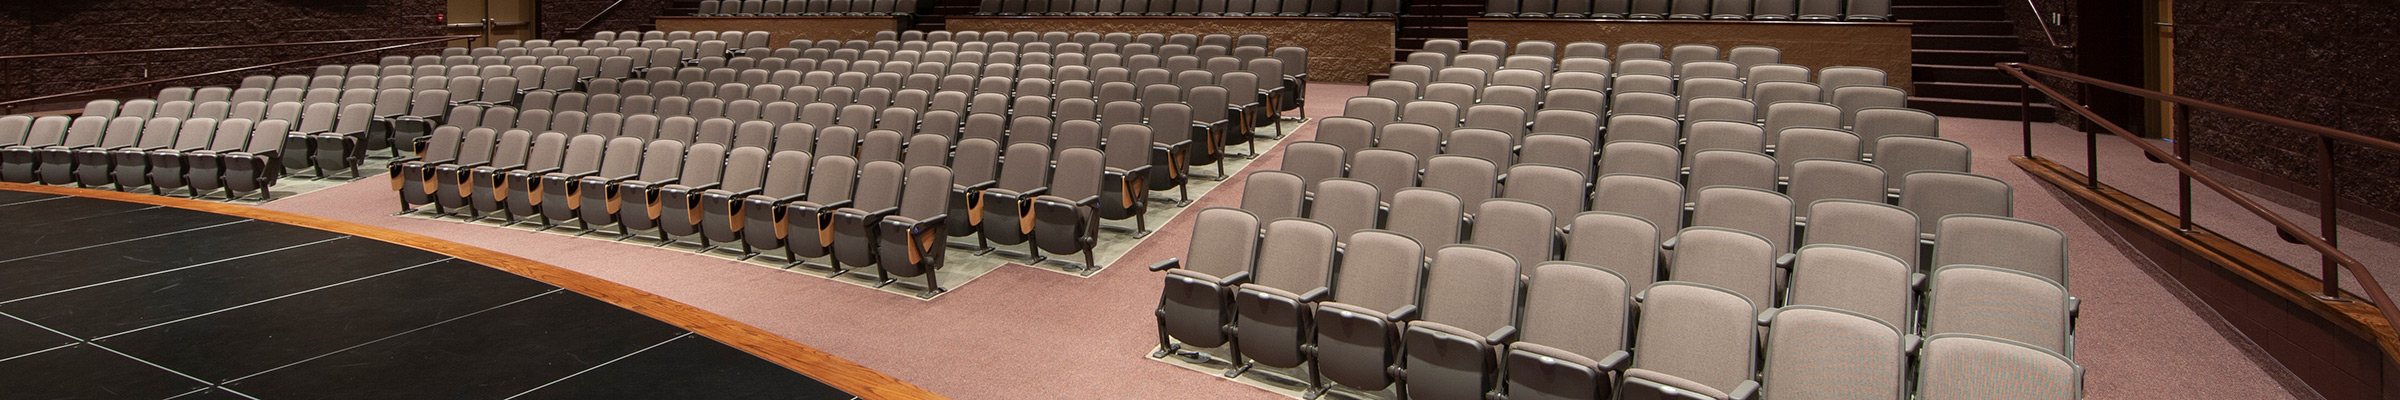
1914 34 2020 51
1914 81 2034 102
1892 0 1998 7
1893 5 2006 21
1913 49 2027 66
1909 96 2056 121
1913 63 2018 85
1910 20 2014 35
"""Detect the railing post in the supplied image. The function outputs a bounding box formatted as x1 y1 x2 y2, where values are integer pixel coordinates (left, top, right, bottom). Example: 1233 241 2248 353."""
2082 85 2099 188
2317 136 2343 298
2174 103 2192 232
2020 81 2034 158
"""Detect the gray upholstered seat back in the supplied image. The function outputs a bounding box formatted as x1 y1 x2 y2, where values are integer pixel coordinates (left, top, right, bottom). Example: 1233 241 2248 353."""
759 150 814 198
1253 218 1338 292
1421 245 1521 335
1760 306 1905 399
1521 262 1632 359
1934 215 2067 285
1184 207 1262 279
1631 282 1758 394
1566 211 1662 288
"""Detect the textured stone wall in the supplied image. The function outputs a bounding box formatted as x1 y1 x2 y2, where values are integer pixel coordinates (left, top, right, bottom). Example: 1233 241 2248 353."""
540 0 675 40
2176 0 2400 217
0 0 447 106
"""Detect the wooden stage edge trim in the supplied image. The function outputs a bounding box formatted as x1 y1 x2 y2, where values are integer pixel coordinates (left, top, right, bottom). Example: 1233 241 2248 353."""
0 182 945 400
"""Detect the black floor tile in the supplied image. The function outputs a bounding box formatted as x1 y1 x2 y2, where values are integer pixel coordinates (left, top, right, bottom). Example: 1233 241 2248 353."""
0 190 61 206
513 335 854 400
0 206 245 260
0 221 334 302
0 196 152 227
0 314 76 360
169 387 258 400
225 292 689 400
100 259 558 383
0 344 207 399
0 237 448 339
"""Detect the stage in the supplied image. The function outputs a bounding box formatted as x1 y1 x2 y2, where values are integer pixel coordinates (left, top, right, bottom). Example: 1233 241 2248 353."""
0 183 933 399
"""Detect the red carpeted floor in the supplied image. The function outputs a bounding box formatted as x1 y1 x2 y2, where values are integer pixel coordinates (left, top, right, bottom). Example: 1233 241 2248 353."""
254 83 2338 399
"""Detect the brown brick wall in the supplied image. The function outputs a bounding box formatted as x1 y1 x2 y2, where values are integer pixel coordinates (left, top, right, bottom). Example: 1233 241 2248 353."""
2176 0 2400 215
0 0 447 107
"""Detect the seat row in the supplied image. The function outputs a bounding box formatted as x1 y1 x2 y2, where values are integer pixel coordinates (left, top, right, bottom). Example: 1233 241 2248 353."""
1255 141 2011 270
1152 208 2078 399
1482 0 1892 21
1416 40 1769 66
975 0 1401 17
393 120 1158 295
693 0 923 16
0 116 289 199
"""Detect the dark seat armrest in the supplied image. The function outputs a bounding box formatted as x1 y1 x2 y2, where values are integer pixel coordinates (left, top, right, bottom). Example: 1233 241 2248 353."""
1728 380 1760 400
839 206 901 219
1388 304 1419 323
1297 286 1330 303
1148 257 1182 272
1484 325 1518 346
1597 350 1632 373
905 214 950 231
1216 270 1251 287
704 187 766 201
509 166 563 177
958 180 998 193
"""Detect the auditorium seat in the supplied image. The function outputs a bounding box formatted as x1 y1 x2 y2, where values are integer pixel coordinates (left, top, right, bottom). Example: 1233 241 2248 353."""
868 164 954 297
976 142 1052 257
1030 146 1108 271
1308 229 1425 398
1503 261 1634 400
1397 244 1523 400
727 149 812 257
780 154 860 266
1225 217 1339 381
830 159 906 276
1150 207 1262 360
1621 282 1760 400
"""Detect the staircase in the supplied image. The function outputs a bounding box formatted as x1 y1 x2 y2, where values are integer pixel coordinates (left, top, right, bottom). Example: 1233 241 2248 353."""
1897 0 2054 121
1370 0 1484 80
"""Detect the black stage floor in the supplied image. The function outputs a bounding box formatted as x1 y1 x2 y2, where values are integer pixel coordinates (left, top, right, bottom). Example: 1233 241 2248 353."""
0 191 856 399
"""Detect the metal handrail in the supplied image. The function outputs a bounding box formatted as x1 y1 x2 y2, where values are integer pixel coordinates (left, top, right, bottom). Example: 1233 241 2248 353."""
2020 0 2069 49
0 35 479 113
1997 62 2400 331
0 35 477 62
572 0 632 35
